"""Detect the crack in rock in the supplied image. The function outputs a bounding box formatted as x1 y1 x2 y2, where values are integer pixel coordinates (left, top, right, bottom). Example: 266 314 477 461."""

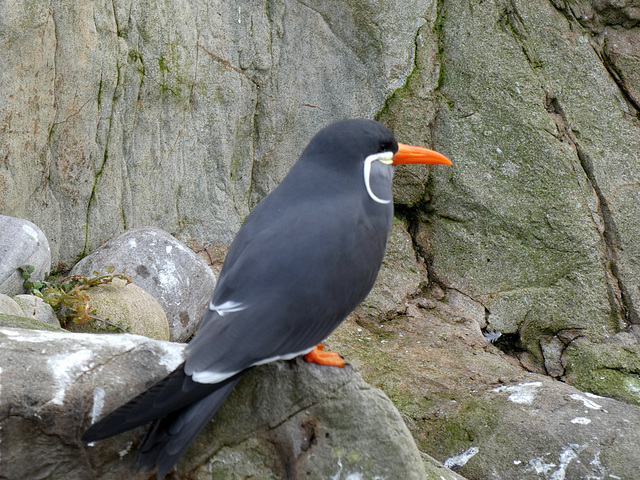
544 88 639 327
599 33 640 115
499 0 543 70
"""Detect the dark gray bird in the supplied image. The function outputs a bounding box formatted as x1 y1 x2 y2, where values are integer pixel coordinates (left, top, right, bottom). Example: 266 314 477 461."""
82 118 452 477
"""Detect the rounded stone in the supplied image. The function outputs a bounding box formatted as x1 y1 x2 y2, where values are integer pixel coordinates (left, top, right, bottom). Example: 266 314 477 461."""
71 228 216 341
0 216 51 296
66 278 170 341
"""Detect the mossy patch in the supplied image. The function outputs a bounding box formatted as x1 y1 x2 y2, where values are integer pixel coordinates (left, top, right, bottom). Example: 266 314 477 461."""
0 313 65 332
422 395 499 458
563 337 640 405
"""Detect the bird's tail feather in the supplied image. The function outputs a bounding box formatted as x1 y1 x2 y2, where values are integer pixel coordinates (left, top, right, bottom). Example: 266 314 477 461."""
82 363 237 442
133 373 243 478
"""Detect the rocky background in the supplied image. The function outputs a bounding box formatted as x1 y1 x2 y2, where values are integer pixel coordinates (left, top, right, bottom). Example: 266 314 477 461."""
1 0 640 479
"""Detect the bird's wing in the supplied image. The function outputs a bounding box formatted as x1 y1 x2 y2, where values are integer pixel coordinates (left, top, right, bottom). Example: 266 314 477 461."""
183 191 390 381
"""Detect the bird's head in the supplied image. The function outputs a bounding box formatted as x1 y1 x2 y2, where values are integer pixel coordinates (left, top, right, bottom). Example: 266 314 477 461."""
300 119 452 204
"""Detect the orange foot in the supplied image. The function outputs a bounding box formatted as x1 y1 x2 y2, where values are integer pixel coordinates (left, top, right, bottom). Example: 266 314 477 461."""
304 344 346 367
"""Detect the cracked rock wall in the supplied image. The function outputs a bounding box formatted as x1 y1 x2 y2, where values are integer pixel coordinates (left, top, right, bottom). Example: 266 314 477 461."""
413 0 640 391
0 0 431 266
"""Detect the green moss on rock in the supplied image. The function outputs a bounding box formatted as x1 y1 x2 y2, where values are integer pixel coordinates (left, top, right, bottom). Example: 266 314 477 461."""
0 313 66 332
563 337 640 405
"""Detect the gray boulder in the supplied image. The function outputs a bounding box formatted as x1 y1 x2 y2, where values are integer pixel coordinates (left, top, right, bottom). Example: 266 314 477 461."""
0 327 427 479
12 294 61 328
0 216 51 296
0 293 25 317
71 228 215 341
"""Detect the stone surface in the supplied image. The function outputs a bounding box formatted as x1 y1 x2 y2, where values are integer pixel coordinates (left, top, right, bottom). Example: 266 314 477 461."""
184 360 427 480
71 228 215 341
0 312 65 332
455 378 640 480
555 0 640 30
191 241 229 278
0 0 432 267
411 0 640 387
540 334 566 378
0 327 427 480
12 294 61 328
603 26 640 106
65 277 170 341
562 334 640 405
3 1 640 479
0 293 25 317
372 5 640 473
0 216 51 296
330 290 640 480
0 327 183 480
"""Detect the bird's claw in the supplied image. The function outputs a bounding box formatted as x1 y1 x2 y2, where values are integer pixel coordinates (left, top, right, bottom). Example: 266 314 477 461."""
303 344 346 367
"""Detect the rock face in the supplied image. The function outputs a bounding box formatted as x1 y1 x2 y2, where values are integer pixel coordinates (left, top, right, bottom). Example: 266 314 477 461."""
188 361 427 480
71 228 216 341
0 0 431 267
0 327 427 480
409 0 640 399
3 1 640 479
330 294 640 480
0 216 51 296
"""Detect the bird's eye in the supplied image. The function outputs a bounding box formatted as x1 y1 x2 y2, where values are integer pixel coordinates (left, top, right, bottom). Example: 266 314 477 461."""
378 141 393 153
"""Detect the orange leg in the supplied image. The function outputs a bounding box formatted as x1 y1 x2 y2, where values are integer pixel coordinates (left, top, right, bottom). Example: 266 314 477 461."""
303 344 346 367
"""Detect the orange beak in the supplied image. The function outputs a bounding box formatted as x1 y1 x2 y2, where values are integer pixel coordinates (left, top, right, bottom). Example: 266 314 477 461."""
392 143 453 166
